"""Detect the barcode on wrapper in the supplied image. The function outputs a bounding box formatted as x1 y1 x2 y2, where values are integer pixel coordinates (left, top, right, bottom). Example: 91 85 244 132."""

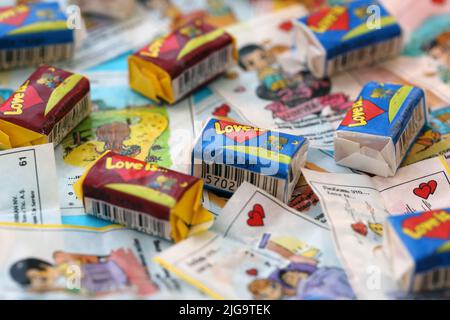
172 44 234 101
0 43 74 71
395 102 425 166
412 268 450 293
84 197 171 240
327 36 402 76
196 162 285 200
48 93 91 146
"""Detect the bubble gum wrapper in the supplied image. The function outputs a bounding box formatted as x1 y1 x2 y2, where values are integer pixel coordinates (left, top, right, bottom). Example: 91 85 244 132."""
73 151 214 243
128 19 237 104
0 3 74 70
0 65 91 150
192 118 309 203
294 0 402 78
384 208 450 293
334 82 427 177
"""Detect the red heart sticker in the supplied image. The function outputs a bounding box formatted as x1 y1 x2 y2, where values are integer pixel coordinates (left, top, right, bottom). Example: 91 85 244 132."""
351 222 368 236
247 204 265 227
212 104 230 117
402 210 450 240
413 180 438 200
278 21 293 32
246 268 258 276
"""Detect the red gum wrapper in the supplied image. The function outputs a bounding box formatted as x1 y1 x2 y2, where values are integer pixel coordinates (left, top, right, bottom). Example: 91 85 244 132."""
0 65 91 149
73 151 214 242
128 19 237 104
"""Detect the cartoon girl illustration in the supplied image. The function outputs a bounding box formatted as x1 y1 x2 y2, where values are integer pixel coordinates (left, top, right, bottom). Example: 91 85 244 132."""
248 263 355 300
9 249 158 297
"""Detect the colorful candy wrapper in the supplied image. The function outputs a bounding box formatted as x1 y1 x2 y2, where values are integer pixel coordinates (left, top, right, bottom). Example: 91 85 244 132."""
294 0 402 78
384 208 450 293
0 65 91 150
0 3 74 70
73 151 214 243
128 19 237 104
334 82 427 177
192 117 309 203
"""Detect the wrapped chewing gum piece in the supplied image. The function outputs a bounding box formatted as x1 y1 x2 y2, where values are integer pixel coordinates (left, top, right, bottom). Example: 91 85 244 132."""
334 82 427 177
0 2 74 70
192 118 309 203
294 0 402 78
384 208 450 293
0 65 91 150
74 151 214 243
129 19 237 104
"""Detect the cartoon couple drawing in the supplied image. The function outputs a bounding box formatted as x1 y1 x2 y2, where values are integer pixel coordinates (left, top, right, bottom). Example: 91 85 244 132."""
10 248 158 297
237 42 352 123
248 234 355 300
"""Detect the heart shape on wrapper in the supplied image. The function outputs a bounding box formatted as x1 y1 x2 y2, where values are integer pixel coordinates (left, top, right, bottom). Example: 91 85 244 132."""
351 222 368 236
246 268 258 276
247 204 265 227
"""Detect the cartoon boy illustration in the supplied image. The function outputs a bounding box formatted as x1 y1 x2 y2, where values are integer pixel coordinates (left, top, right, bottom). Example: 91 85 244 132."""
10 249 158 297
238 43 332 108
248 262 355 300
238 44 287 93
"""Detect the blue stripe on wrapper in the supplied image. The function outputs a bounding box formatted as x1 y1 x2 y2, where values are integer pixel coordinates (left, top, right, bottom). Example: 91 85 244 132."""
0 2 73 49
297 0 401 60
193 118 307 180
386 208 450 292
337 82 426 145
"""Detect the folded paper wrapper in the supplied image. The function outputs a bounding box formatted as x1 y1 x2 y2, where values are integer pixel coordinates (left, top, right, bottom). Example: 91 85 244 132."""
334 82 427 177
294 22 328 79
73 151 214 242
334 131 398 177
